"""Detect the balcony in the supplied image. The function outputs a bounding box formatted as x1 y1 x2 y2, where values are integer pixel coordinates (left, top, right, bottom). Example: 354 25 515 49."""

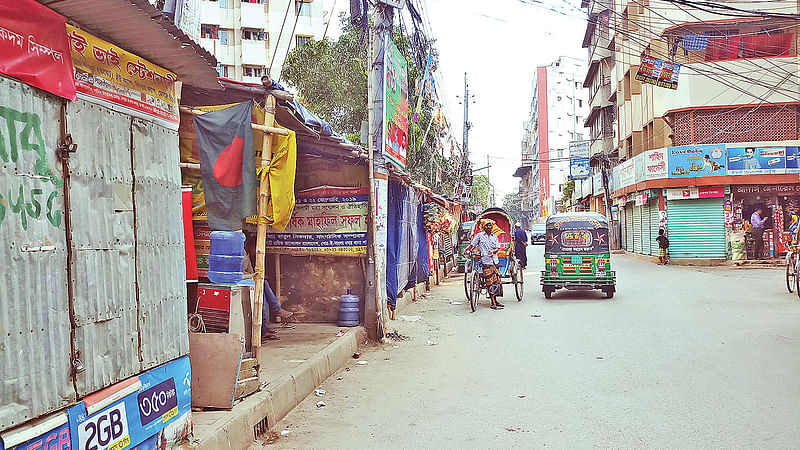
241 2 266 29
242 40 268 66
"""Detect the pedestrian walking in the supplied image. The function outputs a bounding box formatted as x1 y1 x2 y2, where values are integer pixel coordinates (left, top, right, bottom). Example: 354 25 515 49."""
656 228 669 265
750 208 767 259
513 222 528 269
465 219 505 310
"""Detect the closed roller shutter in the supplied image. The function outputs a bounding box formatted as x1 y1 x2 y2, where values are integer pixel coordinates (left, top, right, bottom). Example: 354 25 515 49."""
633 205 643 254
641 202 652 255
625 204 633 251
667 198 726 258
649 203 661 256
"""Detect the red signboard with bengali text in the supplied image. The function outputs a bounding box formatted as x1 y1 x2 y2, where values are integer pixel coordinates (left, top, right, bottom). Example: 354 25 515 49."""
0 0 76 99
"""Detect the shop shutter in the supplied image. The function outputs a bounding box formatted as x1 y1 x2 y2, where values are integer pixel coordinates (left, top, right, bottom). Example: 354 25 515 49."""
633 205 643 253
625 204 633 251
641 203 652 255
649 203 661 256
666 198 726 258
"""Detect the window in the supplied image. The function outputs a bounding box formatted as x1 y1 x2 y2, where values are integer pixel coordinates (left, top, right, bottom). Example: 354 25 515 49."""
557 149 564 159
296 35 311 47
295 0 311 16
244 66 264 78
219 0 228 8
242 29 267 41
578 99 583 107
201 24 219 39
216 64 231 78
219 29 229 46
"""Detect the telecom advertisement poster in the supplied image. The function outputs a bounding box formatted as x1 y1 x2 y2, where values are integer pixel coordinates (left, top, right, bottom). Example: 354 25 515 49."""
727 146 793 175
383 36 409 170
65 356 192 450
668 144 726 178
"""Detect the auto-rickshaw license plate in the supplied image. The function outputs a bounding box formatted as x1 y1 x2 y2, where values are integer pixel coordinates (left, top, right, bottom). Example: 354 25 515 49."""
571 256 583 264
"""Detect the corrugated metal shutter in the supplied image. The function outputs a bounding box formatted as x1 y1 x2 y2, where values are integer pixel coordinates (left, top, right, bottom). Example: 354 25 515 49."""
650 203 661 256
633 205 643 253
641 203 652 255
667 198 726 258
625 204 633 251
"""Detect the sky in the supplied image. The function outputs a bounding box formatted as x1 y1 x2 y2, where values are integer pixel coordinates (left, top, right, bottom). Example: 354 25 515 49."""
321 0 588 202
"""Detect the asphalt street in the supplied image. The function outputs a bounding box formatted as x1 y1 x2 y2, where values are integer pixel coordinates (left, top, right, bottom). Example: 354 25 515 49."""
252 245 800 449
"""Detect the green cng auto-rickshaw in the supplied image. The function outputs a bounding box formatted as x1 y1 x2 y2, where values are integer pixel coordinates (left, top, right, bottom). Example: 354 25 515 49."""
541 212 616 299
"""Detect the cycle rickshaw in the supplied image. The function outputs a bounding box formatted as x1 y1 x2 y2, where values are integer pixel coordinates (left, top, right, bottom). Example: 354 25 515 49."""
463 208 525 311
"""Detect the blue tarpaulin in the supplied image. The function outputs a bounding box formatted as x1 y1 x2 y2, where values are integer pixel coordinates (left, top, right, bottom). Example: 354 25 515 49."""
386 181 427 307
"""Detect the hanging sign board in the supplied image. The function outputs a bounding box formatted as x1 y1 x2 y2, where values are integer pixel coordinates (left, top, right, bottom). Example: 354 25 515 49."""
665 186 725 200
0 0 76 100
634 55 681 90
66 24 180 130
383 36 409 170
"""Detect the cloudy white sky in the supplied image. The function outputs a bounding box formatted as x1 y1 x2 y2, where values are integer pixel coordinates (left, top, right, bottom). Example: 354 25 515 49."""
322 0 587 201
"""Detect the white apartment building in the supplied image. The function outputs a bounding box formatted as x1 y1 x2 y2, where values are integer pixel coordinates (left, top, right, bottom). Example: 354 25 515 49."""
198 0 326 84
515 56 589 218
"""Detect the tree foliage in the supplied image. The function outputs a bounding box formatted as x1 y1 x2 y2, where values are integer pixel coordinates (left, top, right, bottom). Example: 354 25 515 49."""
562 178 575 209
470 175 490 211
501 193 524 225
281 15 461 195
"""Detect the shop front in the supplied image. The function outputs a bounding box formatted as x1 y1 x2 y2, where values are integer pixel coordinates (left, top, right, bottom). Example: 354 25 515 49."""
664 187 727 259
730 184 800 258
620 190 660 256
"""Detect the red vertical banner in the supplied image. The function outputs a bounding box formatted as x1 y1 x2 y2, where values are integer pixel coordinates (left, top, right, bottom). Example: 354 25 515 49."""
182 187 199 282
0 0 76 99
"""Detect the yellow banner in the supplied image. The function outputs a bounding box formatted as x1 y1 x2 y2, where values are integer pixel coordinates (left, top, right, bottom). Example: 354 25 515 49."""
66 24 179 128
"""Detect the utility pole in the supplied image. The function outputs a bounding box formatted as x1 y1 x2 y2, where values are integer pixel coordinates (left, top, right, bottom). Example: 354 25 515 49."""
463 73 470 164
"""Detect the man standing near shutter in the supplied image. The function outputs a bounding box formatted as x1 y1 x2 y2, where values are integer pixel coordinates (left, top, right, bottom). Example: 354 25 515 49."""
750 208 767 260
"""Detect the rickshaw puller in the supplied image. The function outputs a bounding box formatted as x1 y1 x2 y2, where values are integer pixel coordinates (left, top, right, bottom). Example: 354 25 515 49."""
466 219 505 309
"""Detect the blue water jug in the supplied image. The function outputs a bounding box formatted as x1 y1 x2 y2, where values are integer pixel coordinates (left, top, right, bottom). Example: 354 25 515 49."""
338 289 360 327
208 231 246 284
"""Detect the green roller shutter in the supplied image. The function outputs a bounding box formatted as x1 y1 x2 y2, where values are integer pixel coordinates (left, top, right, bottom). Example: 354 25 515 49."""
633 205 643 253
641 203 652 255
666 198 726 258
649 203 661 256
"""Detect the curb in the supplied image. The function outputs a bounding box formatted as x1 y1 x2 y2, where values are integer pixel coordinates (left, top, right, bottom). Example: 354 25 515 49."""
184 327 363 450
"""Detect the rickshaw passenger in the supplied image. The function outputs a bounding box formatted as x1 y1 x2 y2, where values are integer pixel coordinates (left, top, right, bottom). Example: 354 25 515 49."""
466 219 505 310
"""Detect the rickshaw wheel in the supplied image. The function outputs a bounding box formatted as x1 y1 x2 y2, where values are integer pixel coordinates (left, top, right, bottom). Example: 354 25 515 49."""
463 260 472 300
470 270 481 312
513 264 524 301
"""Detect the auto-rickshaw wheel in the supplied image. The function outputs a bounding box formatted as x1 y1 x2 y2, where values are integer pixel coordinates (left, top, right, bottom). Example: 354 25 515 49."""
604 287 614 299
543 287 553 299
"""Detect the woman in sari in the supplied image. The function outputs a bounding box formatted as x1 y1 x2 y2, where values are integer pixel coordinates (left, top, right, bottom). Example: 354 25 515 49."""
466 219 505 309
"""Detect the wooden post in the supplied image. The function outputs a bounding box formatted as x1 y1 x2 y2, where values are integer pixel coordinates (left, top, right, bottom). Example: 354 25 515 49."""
252 94 277 359
274 254 281 299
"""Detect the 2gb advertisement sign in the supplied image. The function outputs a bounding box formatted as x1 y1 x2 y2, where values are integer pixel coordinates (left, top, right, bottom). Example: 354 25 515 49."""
67 356 191 450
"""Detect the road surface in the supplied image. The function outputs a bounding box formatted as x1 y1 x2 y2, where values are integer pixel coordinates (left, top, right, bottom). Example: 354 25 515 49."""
252 246 800 449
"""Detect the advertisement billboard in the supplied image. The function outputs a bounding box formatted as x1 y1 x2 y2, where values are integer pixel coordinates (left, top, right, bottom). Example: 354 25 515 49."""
727 146 787 175
383 36 408 169
667 144 726 178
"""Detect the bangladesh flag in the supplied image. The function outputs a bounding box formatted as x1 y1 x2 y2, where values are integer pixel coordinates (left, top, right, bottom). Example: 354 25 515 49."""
194 101 256 230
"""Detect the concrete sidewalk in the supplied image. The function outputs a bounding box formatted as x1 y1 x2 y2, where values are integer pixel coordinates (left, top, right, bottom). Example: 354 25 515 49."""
183 324 365 450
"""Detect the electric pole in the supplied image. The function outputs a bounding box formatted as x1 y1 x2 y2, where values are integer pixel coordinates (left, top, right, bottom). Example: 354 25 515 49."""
463 73 470 163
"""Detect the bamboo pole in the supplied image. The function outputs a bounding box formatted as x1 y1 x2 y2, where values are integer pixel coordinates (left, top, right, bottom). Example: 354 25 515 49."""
252 94 277 358
179 106 289 136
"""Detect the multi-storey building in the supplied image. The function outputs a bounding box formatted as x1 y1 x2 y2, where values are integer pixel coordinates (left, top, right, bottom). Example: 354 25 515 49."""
515 56 589 220
590 0 800 260
198 0 325 84
581 0 617 216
